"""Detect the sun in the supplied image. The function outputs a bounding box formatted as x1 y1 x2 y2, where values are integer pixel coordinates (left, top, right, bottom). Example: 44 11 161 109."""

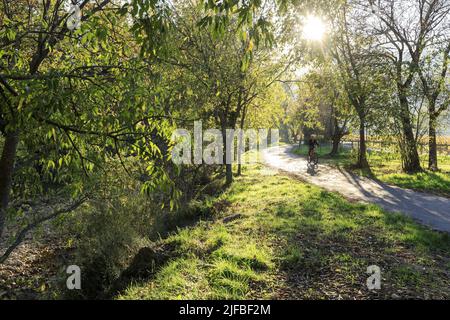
302 15 326 41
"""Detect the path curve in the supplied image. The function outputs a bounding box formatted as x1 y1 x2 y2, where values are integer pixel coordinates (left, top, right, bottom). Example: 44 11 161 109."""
262 145 450 233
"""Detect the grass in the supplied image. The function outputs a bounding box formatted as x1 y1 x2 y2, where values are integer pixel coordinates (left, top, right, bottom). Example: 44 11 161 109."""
293 144 450 197
118 164 450 300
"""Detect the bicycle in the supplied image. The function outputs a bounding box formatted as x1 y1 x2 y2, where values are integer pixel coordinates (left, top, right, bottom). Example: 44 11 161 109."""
308 148 319 166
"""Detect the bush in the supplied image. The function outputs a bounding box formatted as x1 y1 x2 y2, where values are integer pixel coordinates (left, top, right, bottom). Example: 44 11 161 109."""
56 161 224 298
61 193 156 299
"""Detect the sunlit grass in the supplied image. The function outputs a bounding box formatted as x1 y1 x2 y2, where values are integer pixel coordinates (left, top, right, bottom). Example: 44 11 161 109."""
118 165 450 300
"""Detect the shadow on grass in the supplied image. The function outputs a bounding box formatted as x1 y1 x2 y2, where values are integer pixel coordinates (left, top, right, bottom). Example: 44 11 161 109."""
270 187 450 299
116 165 450 300
382 171 450 197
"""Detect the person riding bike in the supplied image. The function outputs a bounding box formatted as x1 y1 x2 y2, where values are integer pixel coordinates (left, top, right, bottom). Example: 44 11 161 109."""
308 135 319 163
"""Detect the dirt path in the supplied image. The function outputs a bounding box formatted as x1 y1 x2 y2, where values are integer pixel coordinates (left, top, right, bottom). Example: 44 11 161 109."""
262 145 450 233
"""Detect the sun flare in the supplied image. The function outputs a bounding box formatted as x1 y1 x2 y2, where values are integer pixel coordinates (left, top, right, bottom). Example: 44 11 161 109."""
302 15 326 41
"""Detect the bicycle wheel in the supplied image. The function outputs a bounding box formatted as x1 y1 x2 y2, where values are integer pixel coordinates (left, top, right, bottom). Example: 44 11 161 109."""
313 153 318 165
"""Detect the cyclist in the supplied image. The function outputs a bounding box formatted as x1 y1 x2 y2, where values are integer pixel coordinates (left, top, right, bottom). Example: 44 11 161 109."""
308 135 319 163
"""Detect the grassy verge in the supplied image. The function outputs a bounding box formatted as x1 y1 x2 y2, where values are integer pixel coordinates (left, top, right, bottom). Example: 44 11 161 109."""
293 144 450 197
118 164 450 300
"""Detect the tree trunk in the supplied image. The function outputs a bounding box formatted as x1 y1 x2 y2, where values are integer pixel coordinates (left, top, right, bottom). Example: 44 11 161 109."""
221 124 233 185
428 110 438 171
237 107 247 176
329 116 343 156
399 97 422 173
0 130 19 238
357 115 369 169
225 163 233 185
330 137 340 156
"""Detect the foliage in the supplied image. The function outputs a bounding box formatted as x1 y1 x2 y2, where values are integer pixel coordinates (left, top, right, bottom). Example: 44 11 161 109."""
1 0 450 300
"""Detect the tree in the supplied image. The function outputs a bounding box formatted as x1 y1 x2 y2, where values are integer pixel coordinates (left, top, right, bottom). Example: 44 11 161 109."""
365 0 449 172
327 83 352 156
285 78 323 144
418 42 450 170
329 4 376 168
237 82 286 175
0 0 171 259
163 2 294 184
0 0 116 238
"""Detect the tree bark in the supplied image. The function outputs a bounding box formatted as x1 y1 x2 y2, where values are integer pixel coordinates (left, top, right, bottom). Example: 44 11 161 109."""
329 115 347 156
237 106 247 176
398 97 422 173
357 115 369 169
0 130 19 238
225 163 233 185
330 137 341 156
221 123 233 185
428 110 438 171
